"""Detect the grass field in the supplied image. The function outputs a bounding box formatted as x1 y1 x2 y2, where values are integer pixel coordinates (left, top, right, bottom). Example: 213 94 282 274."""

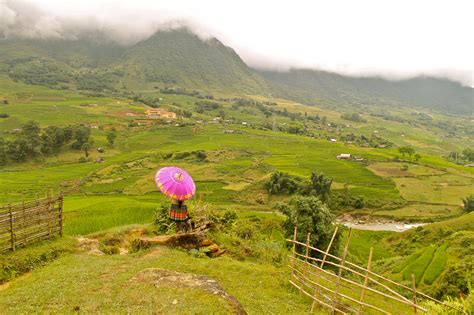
0 245 313 314
1 74 473 311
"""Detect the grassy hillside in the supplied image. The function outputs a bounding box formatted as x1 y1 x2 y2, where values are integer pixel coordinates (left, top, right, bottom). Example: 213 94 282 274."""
1 29 472 115
0 28 268 95
261 69 474 115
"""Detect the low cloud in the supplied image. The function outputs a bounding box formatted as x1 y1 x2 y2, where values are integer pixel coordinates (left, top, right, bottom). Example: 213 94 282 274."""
0 0 472 86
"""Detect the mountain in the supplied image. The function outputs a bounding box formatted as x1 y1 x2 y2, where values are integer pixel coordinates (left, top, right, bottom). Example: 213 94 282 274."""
260 69 474 114
0 28 268 94
0 28 471 114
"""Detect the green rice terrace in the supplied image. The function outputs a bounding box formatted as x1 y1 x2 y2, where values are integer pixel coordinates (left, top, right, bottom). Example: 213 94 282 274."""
0 30 473 314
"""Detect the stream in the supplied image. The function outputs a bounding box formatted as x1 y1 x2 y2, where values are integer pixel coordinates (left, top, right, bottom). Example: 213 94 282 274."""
336 219 427 232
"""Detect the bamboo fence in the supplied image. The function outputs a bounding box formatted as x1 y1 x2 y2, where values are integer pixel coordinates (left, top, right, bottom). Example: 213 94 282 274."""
287 227 464 314
0 195 63 253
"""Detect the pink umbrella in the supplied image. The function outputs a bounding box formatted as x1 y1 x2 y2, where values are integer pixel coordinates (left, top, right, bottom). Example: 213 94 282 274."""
154 166 196 201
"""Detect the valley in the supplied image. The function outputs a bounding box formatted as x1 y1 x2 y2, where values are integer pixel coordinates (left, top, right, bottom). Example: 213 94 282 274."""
0 29 473 314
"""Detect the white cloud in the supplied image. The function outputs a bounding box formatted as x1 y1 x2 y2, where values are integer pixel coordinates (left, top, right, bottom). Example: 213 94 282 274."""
0 0 473 85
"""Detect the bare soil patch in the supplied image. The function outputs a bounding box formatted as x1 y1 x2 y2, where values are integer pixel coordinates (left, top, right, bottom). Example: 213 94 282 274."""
130 268 247 314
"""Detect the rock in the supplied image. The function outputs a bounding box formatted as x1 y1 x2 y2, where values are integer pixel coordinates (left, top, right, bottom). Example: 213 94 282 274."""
200 239 213 246
209 249 226 258
207 244 220 253
130 268 247 314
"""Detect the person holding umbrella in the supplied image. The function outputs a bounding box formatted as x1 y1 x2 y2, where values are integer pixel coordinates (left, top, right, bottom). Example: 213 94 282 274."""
154 166 196 233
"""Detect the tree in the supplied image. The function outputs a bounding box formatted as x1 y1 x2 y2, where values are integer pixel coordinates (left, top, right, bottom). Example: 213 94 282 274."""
6 138 29 162
398 146 415 159
71 126 91 150
0 138 7 165
81 139 94 157
462 149 474 162
462 195 474 213
265 172 300 195
299 171 333 202
279 196 341 258
106 131 117 147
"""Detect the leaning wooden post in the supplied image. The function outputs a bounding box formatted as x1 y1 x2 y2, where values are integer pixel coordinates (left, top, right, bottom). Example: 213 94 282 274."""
47 194 52 239
411 273 417 313
311 225 339 312
291 227 298 273
22 199 26 246
320 226 339 268
8 204 15 251
358 246 373 314
332 227 353 313
304 233 311 283
58 194 64 237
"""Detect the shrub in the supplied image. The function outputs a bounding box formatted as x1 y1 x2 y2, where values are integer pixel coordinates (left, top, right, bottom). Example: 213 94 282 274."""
265 171 300 195
154 204 176 234
462 195 474 213
281 196 341 259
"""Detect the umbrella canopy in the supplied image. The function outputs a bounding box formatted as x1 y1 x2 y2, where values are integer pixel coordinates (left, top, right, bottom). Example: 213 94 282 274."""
154 166 196 201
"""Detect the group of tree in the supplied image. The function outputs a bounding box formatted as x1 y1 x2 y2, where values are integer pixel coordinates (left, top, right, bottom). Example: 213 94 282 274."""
195 101 220 113
447 149 474 164
398 146 421 161
266 171 333 201
268 170 341 258
341 112 367 123
0 121 94 165
340 133 394 149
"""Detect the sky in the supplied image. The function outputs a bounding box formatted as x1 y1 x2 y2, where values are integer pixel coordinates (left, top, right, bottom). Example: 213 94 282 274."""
1 0 473 86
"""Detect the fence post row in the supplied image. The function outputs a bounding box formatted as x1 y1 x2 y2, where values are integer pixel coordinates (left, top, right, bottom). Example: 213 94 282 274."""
0 195 63 253
287 226 454 314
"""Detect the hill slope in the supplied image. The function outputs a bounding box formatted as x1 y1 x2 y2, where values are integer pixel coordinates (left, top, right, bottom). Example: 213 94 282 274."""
261 69 474 114
0 29 268 94
0 28 471 113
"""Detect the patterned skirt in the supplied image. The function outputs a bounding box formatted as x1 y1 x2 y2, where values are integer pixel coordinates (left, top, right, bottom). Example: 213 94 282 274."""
168 204 189 222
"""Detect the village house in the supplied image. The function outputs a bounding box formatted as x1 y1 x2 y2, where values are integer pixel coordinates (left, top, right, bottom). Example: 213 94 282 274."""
144 108 176 119
337 153 351 160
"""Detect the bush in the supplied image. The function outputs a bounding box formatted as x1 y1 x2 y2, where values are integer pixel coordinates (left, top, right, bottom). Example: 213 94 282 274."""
265 171 300 195
154 204 176 234
462 195 474 213
0 113 9 118
281 196 341 259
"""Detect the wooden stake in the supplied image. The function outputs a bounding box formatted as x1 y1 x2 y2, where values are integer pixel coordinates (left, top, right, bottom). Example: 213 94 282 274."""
291 226 298 275
320 226 339 268
305 233 311 262
304 232 311 287
58 194 63 237
411 273 417 313
8 204 15 251
311 225 339 312
332 228 352 312
358 246 373 314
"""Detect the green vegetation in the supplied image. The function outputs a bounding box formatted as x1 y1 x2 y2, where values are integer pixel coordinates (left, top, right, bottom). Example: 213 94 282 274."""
278 196 340 258
402 245 436 283
0 30 472 312
423 243 448 285
462 195 474 213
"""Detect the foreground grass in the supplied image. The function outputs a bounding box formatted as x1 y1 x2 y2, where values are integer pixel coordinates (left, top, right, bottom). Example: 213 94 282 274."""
0 247 313 314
